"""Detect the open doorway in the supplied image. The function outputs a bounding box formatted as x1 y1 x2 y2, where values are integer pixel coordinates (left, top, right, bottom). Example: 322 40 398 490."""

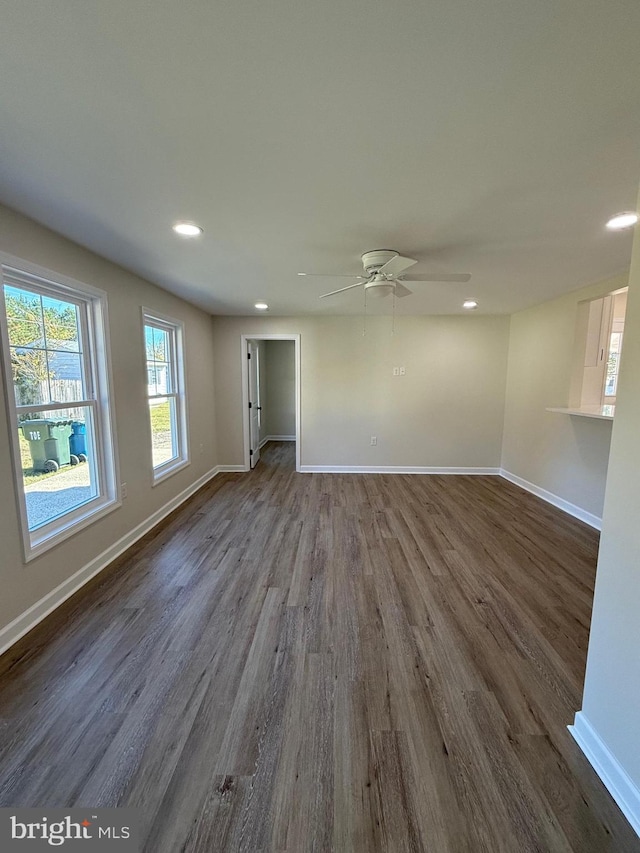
241 334 301 472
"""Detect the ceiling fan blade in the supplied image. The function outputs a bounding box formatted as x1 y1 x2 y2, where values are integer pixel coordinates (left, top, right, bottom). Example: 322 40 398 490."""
299 272 365 278
319 281 366 298
400 273 471 283
378 254 417 277
393 282 413 298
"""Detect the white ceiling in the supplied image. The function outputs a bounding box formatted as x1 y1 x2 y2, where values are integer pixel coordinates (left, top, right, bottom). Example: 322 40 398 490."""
1 1 639 316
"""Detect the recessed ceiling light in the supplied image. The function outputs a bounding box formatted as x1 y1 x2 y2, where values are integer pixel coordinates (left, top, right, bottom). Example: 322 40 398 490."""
173 221 203 237
606 211 638 231
254 302 269 311
463 299 478 310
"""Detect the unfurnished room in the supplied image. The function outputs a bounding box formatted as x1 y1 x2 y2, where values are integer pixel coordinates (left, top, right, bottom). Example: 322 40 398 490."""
0 2 639 851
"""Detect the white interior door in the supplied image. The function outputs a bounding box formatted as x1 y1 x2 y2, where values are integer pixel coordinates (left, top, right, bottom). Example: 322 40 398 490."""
248 340 261 468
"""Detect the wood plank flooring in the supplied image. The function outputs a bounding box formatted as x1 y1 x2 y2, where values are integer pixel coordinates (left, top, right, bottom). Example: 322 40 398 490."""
0 441 638 852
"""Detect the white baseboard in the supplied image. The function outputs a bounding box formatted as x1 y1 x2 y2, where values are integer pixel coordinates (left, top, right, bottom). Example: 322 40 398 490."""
216 464 249 472
499 469 601 530
0 465 225 658
299 465 501 475
259 435 295 448
569 712 640 838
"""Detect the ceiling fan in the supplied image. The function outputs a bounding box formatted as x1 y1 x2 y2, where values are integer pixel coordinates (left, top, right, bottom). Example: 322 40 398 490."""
299 250 471 299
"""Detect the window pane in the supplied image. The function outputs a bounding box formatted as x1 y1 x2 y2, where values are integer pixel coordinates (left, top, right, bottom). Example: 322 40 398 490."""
147 365 158 397
42 294 80 352
149 397 177 468
18 407 98 530
10 346 49 406
47 349 84 403
145 324 155 361
145 324 172 395
4 285 43 347
151 326 168 363
6 287 85 406
11 344 84 407
605 330 623 397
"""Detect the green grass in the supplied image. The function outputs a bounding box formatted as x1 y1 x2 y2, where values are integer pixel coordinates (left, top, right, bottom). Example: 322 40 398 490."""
149 400 171 433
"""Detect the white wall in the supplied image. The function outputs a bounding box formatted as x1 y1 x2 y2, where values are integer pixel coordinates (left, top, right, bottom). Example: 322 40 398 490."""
254 339 269 444
264 340 295 438
574 207 640 823
212 314 510 469
501 273 628 519
0 204 218 633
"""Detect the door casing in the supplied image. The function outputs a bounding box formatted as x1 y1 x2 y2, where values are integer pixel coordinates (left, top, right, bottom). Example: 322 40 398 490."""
247 339 261 469
240 334 301 472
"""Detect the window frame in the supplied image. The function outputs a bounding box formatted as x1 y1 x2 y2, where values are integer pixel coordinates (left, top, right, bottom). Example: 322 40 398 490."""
0 255 120 562
142 308 189 484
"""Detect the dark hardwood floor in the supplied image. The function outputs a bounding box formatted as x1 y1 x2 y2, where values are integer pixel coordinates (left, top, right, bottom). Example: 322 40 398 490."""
0 441 638 852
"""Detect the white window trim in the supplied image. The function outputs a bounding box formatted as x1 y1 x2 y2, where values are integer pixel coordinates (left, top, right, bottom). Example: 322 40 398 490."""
141 307 189 484
0 253 121 562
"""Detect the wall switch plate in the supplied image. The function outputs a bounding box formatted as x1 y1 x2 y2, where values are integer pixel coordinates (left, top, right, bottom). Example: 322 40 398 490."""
399 366 406 375
121 482 128 499
393 367 399 376
370 436 377 446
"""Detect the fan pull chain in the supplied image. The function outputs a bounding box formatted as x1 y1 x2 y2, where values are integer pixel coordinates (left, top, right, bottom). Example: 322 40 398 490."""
363 287 367 336
392 289 396 334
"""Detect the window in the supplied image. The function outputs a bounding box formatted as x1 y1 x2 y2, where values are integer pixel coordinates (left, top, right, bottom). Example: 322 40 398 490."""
571 287 627 410
603 292 626 401
0 261 118 560
143 310 188 482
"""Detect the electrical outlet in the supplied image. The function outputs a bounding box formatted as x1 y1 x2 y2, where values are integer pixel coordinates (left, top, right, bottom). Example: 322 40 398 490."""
399 366 406 375
199 443 204 455
392 367 399 376
370 436 377 446
121 482 128 499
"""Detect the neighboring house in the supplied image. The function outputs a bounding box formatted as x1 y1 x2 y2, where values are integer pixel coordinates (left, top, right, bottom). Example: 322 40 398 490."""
146 363 168 397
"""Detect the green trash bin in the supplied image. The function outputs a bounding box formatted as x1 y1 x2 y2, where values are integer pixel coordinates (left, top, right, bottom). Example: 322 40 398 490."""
20 419 74 472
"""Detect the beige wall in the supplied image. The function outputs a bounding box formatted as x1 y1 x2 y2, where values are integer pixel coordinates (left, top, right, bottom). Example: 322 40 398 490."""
501 273 628 518
264 340 295 438
0 204 218 630
213 314 510 468
578 206 640 793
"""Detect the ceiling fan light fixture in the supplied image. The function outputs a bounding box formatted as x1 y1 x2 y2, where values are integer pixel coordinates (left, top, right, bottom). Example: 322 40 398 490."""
463 299 478 310
173 221 203 237
364 280 395 298
254 302 269 311
314 249 469 300
606 211 638 230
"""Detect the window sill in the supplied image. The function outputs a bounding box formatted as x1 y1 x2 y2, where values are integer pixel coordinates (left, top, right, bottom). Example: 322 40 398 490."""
25 496 121 563
546 405 615 421
152 457 190 486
